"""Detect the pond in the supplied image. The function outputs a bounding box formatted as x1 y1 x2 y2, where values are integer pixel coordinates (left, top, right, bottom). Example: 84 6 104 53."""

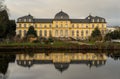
0 51 120 79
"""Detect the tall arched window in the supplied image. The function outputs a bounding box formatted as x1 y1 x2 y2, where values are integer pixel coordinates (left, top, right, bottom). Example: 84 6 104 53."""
49 30 52 37
86 30 88 36
65 30 68 37
40 30 42 37
24 30 27 36
76 30 79 37
55 30 58 37
19 24 21 27
92 24 94 28
72 30 74 37
19 30 22 36
81 30 84 36
44 30 47 37
60 30 63 37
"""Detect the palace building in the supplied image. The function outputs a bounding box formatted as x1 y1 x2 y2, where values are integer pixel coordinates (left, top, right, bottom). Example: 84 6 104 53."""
16 11 107 40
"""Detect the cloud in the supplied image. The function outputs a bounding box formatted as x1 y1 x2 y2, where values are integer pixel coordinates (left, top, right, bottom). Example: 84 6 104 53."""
5 0 120 26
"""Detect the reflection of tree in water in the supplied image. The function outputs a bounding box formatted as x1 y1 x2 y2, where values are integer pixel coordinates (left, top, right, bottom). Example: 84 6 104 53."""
0 54 15 77
107 51 120 60
54 63 69 73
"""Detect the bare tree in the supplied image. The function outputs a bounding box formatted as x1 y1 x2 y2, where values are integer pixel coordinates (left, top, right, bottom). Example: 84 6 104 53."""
0 0 10 16
0 0 8 12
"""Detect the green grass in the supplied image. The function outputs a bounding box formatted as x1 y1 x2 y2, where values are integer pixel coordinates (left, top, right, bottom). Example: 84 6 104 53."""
0 41 79 47
78 41 95 45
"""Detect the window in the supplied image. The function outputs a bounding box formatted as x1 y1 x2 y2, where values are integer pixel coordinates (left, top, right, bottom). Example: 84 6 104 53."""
55 30 58 37
24 24 26 27
65 24 68 27
102 24 104 28
88 17 90 19
40 24 42 28
86 26 88 28
82 24 84 28
102 19 105 22
19 30 22 36
49 30 52 37
65 30 68 37
40 30 42 37
72 24 74 28
24 19 26 22
49 24 52 28
44 30 47 37
24 30 27 36
60 30 63 36
97 19 99 22
61 24 63 27
19 24 21 27
19 19 21 22
76 30 79 37
77 24 79 28
81 30 84 36
44 25 47 28
29 24 31 27
92 19 94 22
61 16 63 19
35 24 37 28
56 25 58 28
29 19 32 22
86 30 88 36
72 30 74 37
92 24 94 28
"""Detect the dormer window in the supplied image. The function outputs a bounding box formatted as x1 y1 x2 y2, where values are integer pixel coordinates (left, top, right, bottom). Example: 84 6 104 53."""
29 19 32 22
19 19 21 22
24 19 26 22
61 16 63 19
102 19 105 22
92 19 94 22
97 19 99 22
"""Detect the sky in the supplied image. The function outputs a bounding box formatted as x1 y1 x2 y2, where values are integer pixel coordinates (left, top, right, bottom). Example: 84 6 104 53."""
4 0 120 26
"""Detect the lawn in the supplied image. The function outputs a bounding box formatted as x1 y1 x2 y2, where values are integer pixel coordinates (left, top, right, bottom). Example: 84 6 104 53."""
0 41 79 47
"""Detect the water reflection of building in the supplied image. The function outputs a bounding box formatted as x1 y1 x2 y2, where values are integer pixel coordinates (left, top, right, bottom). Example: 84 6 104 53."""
16 53 107 72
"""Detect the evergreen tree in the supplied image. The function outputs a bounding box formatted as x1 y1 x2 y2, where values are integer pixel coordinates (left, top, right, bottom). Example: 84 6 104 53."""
0 10 9 38
105 30 120 41
7 20 16 38
91 27 102 41
0 0 16 38
26 26 37 37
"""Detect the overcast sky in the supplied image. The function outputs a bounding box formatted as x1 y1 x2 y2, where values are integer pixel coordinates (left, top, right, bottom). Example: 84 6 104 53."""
4 0 120 26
